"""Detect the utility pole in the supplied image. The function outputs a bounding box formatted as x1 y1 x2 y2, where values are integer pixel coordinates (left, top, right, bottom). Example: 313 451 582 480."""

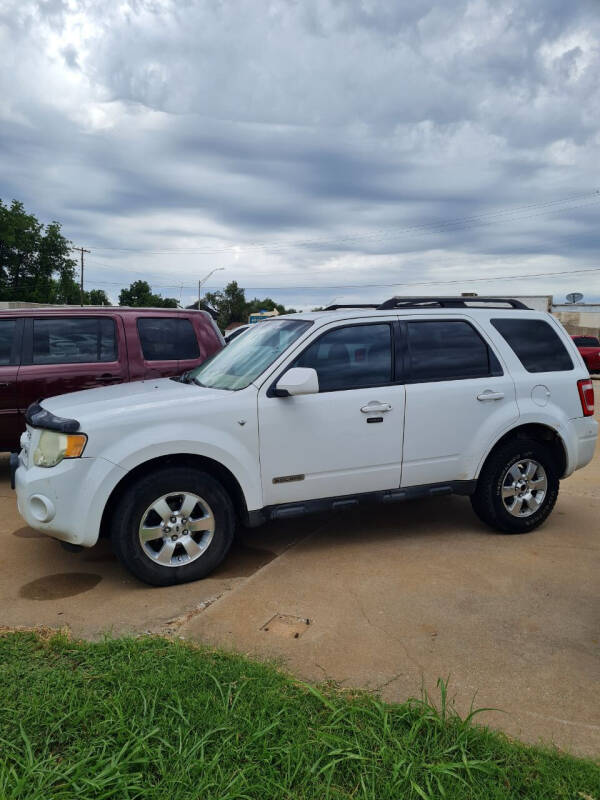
72 246 90 306
198 267 225 310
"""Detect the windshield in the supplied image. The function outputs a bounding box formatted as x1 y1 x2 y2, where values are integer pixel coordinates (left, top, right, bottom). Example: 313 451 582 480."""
188 318 312 390
574 336 600 347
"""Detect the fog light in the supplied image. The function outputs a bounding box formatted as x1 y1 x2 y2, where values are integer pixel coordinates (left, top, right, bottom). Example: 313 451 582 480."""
29 494 55 523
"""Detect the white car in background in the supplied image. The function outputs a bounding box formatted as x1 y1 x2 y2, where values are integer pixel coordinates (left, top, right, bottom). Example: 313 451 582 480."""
13 296 597 586
224 324 250 343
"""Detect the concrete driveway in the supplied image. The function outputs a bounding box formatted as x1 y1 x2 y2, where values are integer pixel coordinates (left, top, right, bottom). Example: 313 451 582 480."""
1 417 598 758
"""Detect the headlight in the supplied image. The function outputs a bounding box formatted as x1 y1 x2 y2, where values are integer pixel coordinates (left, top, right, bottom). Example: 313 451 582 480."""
33 430 87 468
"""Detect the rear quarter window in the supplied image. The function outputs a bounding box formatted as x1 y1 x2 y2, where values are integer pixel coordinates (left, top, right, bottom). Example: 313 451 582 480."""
491 318 573 373
137 317 200 361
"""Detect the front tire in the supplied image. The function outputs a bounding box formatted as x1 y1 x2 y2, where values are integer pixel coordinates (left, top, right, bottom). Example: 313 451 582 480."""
471 438 560 534
111 466 235 586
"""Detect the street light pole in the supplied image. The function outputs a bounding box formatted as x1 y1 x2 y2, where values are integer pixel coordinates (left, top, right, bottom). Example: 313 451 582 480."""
198 267 225 310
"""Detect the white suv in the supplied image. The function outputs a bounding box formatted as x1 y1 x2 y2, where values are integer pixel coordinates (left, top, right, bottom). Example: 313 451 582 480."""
13 297 597 586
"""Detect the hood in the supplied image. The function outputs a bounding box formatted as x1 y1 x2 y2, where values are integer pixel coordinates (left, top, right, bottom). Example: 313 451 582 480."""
41 378 229 430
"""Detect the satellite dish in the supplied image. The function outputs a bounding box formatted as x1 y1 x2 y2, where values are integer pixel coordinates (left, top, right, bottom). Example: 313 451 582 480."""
566 292 584 304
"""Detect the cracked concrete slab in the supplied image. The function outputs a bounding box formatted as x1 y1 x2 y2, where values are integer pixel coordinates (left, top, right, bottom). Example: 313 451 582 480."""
179 436 600 757
0 463 315 639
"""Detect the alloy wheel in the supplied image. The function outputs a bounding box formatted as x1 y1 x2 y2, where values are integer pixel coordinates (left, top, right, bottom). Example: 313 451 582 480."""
500 459 548 518
138 491 215 567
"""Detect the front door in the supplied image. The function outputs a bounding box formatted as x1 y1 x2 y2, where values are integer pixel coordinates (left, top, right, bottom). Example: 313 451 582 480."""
258 321 405 506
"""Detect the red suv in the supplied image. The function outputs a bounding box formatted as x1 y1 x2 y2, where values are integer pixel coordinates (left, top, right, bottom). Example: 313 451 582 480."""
572 335 600 374
0 307 223 451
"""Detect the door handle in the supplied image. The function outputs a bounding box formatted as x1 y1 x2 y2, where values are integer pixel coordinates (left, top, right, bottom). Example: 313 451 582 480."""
0 382 9 388
477 390 504 402
96 374 118 382
361 402 392 413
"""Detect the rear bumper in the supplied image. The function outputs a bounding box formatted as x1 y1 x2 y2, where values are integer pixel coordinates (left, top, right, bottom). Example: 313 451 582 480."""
568 416 598 473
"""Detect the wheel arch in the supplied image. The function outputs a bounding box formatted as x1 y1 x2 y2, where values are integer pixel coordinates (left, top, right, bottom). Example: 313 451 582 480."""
477 423 568 480
100 453 251 538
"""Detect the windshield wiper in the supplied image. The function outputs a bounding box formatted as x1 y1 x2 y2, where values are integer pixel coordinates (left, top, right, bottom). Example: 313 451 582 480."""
172 371 194 384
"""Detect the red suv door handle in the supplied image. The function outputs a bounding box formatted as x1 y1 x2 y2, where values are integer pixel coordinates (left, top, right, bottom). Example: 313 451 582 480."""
0 382 9 388
96 374 118 383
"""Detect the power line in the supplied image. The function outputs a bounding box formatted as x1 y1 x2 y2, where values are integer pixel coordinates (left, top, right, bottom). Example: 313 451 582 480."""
83 265 600 293
71 246 90 306
85 189 600 255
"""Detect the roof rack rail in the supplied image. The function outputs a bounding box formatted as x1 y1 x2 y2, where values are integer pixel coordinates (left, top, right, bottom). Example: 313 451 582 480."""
324 303 381 311
376 296 530 310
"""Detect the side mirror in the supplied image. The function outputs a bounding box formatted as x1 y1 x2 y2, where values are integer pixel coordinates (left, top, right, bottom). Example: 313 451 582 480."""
275 367 319 397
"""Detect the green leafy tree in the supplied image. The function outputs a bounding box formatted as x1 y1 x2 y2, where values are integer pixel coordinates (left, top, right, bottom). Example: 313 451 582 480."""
83 288 111 305
246 296 296 315
119 280 178 308
205 280 248 329
0 199 79 303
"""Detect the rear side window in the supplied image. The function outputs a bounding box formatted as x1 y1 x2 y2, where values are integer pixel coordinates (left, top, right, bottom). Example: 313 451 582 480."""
491 319 573 373
406 320 500 382
296 323 392 392
32 317 117 365
0 319 17 365
573 336 599 347
137 317 200 361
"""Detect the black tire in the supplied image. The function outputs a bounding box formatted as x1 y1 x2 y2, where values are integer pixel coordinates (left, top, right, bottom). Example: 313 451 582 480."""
111 466 235 586
470 438 560 534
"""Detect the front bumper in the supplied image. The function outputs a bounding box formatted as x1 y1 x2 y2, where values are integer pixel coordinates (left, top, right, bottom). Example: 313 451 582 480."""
15 453 126 547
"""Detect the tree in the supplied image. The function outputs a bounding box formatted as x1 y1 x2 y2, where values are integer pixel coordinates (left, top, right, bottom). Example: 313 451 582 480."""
0 198 79 303
119 280 178 308
246 296 296 315
84 288 111 305
204 281 248 329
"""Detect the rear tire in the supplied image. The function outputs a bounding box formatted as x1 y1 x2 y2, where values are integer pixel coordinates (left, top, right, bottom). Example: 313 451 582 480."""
111 466 235 586
471 438 559 534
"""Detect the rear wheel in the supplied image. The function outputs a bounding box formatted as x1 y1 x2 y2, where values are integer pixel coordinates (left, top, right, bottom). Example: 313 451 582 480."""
111 466 235 585
471 438 560 534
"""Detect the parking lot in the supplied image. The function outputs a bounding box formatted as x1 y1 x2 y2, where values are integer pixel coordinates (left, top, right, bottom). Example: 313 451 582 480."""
1 409 598 758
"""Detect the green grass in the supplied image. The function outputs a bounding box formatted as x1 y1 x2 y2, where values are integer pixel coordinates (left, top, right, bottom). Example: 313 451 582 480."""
0 633 597 799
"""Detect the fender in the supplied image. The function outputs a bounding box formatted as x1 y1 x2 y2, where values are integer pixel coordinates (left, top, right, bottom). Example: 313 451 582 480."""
99 423 262 512
475 412 571 479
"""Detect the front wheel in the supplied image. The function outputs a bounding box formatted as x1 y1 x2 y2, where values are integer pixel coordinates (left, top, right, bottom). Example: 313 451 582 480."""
111 466 235 586
470 438 560 534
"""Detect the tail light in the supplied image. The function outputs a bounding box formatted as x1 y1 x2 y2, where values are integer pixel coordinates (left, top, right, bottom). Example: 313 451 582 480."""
577 378 595 417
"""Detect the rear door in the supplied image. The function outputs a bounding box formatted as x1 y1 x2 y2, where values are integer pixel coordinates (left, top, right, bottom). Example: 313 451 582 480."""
0 317 23 450
400 317 519 487
136 315 203 378
16 314 128 411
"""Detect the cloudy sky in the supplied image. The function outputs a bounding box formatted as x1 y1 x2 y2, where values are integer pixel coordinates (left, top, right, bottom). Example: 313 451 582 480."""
1 0 599 309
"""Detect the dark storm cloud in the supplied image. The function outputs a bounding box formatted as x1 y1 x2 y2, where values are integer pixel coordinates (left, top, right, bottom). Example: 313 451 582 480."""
0 0 599 306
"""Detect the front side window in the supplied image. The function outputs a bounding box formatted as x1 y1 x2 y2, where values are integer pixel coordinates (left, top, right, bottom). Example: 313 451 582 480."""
491 318 573 373
0 319 17 366
32 317 117 365
406 320 496 382
295 323 392 392
188 319 312 390
138 318 200 361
